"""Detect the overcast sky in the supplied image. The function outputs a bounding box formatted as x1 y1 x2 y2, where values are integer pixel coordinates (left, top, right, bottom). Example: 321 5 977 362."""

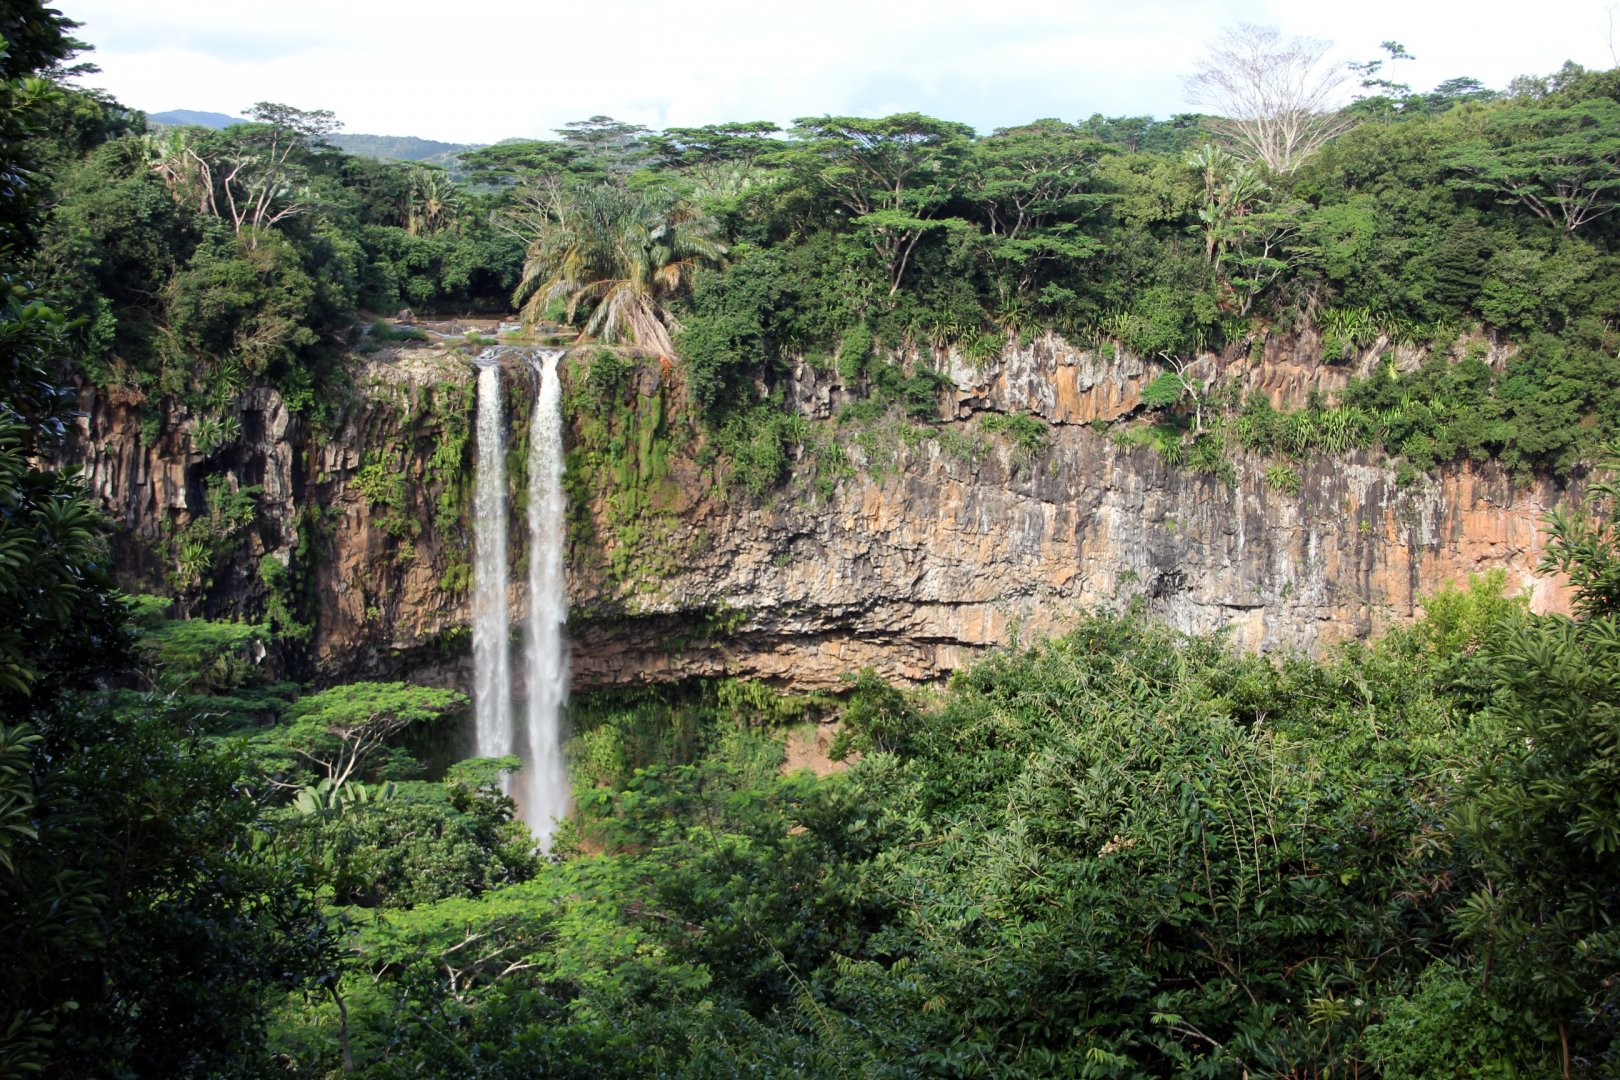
60 0 1620 144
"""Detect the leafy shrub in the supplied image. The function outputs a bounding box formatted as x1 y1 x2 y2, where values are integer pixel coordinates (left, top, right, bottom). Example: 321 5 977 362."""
836 322 872 382
709 401 806 499
980 411 1048 460
1265 463 1302 494
1363 964 1532 1080
284 784 536 908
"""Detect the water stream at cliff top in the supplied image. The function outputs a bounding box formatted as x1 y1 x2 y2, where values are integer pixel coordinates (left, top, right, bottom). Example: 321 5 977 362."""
522 349 570 850
471 352 513 774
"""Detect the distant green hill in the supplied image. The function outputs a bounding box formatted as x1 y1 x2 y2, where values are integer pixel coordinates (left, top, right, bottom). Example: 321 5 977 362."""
148 113 477 166
329 133 478 165
149 109 246 128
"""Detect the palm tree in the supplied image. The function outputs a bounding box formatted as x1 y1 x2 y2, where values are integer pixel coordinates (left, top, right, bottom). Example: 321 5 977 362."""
508 182 725 354
405 167 460 236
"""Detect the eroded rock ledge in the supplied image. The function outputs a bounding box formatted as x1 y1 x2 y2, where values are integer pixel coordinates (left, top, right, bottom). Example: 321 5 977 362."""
64 333 1574 692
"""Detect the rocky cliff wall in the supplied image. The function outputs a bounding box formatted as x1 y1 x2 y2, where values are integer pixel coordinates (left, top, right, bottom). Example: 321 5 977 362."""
64 334 1575 692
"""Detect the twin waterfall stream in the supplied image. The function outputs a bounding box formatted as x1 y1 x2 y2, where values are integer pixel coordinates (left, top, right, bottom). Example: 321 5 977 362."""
470 347 570 851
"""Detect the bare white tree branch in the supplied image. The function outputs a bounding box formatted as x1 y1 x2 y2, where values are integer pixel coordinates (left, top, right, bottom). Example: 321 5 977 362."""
1186 24 1356 175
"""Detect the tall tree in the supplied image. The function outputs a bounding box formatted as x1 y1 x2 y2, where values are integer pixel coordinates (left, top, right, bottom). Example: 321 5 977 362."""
969 120 1108 294
1 11 333 1078
650 121 782 168
1447 98 1620 232
405 165 460 236
508 181 724 353
456 139 587 186
192 101 341 245
783 113 974 296
555 114 655 173
1349 40 1415 98
1076 111 1206 154
256 682 467 788
1186 24 1356 174
0 2 124 713
1187 142 1303 316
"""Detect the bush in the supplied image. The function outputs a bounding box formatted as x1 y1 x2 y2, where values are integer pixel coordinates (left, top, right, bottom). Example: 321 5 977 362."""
284 785 537 908
836 322 872 382
980 411 1048 460
711 401 806 499
1364 963 1542 1080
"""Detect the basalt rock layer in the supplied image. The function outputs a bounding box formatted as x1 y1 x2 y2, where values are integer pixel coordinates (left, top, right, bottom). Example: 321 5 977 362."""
64 334 1575 691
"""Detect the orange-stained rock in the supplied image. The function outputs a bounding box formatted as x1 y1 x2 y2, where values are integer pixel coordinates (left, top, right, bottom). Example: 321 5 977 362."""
62 335 1577 693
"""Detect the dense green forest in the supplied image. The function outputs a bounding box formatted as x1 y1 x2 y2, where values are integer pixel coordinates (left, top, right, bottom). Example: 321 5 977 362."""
3 2 1620 1077
30 23 1620 485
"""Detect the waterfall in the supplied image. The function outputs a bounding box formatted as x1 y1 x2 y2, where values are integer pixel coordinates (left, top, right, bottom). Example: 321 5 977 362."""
471 352 513 772
523 349 570 850
469 346 572 851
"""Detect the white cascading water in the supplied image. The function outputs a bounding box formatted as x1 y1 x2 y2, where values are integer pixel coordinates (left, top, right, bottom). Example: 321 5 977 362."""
471 353 513 778
469 346 572 849
522 349 570 850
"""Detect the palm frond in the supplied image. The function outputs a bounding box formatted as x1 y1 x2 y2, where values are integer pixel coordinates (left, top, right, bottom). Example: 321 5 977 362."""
504 180 725 349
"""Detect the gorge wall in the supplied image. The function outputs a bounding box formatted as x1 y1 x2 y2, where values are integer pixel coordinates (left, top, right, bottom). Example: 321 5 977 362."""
65 333 1577 692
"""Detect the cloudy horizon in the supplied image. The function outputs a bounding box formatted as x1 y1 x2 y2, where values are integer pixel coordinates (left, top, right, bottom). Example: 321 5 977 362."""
61 0 1620 143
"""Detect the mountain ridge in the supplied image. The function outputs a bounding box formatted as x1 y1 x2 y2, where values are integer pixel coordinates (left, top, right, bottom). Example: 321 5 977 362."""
148 110 479 164
148 108 245 128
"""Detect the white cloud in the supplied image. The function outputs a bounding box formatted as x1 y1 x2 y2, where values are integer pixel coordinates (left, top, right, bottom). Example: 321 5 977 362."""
62 0 1618 143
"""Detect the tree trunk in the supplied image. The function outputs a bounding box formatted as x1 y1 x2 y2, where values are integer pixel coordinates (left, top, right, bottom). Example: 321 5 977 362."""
331 985 354 1073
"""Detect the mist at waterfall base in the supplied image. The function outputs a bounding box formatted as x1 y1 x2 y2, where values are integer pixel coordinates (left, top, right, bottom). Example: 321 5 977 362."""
470 347 571 851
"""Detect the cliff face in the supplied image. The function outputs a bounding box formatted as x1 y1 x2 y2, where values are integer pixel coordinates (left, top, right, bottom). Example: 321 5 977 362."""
72 383 304 617
65 334 1575 692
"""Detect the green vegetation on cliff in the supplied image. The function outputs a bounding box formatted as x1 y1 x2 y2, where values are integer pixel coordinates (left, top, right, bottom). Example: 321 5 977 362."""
5 7 1620 1077
242 461 1613 1077
34 98 522 431
0 9 331 1075
19 495 1620 1076
27 37 1620 491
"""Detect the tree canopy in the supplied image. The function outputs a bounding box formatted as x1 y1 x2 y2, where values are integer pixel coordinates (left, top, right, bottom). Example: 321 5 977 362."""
5 19 1620 1076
